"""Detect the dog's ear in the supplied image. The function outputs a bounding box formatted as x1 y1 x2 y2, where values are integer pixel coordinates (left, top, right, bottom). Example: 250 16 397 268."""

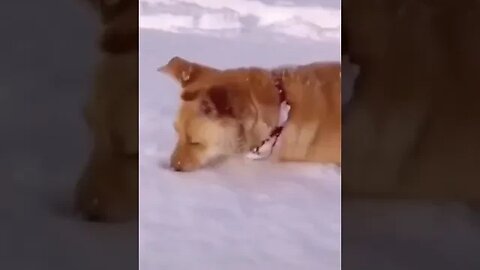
158 56 217 87
199 86 236 118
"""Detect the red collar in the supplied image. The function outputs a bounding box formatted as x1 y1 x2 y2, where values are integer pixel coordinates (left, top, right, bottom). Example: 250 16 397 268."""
247 74 290 159
268 73 289 138
273 75 288 105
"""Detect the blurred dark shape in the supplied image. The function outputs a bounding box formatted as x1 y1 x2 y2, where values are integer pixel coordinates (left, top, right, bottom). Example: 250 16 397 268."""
342 0 480 269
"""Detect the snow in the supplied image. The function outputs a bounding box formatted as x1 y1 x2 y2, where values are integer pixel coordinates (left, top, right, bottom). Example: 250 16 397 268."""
139 0 341 269
140 0 340 41
140 1 480 270
141 14 196 32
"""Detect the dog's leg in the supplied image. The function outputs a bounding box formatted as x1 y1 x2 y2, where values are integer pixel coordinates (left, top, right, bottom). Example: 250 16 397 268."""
277 121 318 162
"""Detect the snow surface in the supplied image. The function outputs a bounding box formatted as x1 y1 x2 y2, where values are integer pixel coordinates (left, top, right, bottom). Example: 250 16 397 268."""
140 1 480 270
140 0 340 41
139 1 341 269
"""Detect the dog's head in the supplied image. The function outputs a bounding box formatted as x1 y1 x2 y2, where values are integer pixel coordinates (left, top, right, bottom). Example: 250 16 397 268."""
159 57 265 172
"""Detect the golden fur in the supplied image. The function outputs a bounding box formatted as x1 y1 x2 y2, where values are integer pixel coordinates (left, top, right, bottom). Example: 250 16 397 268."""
160 57 341 171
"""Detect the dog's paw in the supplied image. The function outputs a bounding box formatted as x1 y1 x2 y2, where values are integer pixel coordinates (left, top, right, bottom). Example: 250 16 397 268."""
74 155 138 222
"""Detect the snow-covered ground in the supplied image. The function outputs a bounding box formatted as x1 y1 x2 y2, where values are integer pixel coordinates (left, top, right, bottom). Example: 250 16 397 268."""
140 1 480 270
140 0 340 41
139 0 341 269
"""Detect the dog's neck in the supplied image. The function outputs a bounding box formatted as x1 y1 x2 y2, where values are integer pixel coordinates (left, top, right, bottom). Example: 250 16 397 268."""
245 71 291 160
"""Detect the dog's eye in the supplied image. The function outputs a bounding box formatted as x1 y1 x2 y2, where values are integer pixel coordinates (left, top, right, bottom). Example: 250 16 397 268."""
189 141 202 146
187 138 203 147
186 134 203 147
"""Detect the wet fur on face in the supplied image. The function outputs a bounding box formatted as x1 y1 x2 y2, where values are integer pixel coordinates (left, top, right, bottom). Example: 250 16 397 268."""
159 57 341 171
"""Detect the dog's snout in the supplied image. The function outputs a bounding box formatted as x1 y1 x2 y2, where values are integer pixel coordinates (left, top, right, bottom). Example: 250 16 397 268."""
170 145 202 172
170 160 184 172
173 165 183 172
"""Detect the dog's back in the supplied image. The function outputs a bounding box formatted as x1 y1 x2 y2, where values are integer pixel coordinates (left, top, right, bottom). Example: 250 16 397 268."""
276 62 341 164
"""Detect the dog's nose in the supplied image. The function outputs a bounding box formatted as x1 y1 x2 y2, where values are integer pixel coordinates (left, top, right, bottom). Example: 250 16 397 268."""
171 161 183 172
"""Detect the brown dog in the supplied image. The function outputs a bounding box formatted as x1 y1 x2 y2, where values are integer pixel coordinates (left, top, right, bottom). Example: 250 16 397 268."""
160 57 341 172
74 0 138 222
